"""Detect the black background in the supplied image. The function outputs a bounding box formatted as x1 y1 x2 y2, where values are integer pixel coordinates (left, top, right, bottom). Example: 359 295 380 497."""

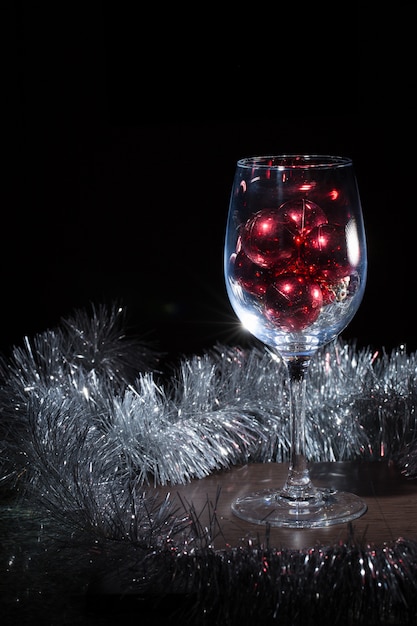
6 4 414 363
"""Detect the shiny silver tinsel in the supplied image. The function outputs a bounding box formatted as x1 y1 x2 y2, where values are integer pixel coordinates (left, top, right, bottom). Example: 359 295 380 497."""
1 303 417 624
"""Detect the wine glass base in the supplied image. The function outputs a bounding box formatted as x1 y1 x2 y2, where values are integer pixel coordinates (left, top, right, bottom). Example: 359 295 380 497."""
231 488 367 528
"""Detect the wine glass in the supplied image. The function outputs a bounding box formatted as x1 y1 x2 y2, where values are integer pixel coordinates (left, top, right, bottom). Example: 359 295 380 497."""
224 155 367 528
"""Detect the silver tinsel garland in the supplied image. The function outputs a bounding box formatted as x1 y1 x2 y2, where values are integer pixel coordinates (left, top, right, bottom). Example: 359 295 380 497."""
1 303 417 624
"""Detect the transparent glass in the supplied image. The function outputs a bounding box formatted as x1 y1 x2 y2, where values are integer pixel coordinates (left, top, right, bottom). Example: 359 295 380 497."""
224 155 368 528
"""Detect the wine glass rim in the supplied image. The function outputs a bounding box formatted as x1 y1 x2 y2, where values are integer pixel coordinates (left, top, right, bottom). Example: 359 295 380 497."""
237 155 352 169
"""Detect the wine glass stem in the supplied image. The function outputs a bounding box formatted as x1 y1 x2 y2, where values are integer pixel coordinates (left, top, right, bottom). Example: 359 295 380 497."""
280 356 319 501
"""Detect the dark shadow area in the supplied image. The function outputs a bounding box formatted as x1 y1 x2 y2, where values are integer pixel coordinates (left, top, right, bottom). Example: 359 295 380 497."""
6 4 414 362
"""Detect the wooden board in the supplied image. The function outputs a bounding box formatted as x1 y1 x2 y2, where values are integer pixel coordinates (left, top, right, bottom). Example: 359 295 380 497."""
152 461 417 550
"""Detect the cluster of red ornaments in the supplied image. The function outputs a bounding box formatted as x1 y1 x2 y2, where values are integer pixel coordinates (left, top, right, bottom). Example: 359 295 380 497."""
230 199 356 332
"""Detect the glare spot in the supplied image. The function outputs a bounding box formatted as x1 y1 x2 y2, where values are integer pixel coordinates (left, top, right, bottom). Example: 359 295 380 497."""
346 218 360 266
240 311 262 336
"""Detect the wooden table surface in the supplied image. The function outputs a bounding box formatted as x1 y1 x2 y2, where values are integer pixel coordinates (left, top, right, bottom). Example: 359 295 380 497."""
154 461 417 550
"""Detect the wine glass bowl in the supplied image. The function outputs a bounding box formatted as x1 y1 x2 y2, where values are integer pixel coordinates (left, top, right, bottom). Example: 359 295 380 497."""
224 155 368 528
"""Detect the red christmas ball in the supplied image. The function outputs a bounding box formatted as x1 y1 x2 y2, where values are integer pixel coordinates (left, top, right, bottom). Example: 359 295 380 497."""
278 199 328 241
303 223 351 281
232 250 270 297
240 208 296 269
264 273 323 331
